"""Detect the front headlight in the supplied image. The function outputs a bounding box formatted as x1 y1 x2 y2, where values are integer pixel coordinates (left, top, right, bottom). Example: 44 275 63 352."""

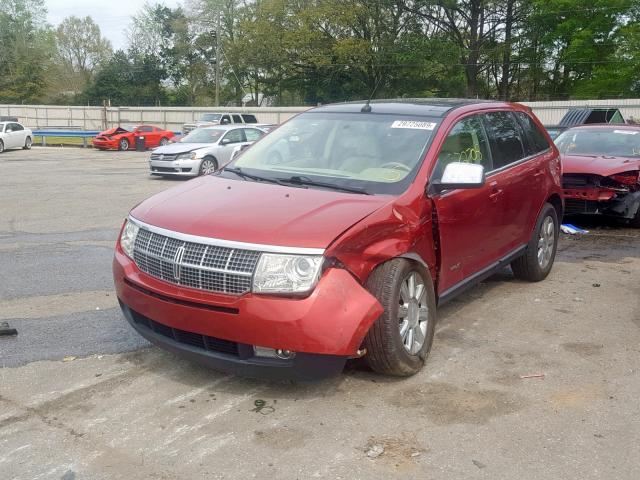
176 152 193 160
253 254 323 294
120 219 139 258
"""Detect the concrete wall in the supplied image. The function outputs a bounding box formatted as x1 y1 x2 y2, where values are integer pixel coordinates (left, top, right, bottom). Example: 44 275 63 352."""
2 100 640 131
0 105 310 132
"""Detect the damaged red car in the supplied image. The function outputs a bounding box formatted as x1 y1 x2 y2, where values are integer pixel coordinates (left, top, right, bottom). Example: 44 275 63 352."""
556 125 640 227
92 124 175 151
114 99 563 380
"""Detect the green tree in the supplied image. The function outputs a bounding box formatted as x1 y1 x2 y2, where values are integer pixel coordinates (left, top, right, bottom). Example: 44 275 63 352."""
55 15 113 93
0 0 56 103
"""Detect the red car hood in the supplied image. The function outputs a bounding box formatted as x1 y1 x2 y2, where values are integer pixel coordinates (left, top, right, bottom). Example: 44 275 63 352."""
130 176 393 249
562 154 640 177
98 126 130 137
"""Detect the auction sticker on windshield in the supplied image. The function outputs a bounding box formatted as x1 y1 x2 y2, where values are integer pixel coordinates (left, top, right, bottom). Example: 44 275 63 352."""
614 130 638 135
391 120 436 130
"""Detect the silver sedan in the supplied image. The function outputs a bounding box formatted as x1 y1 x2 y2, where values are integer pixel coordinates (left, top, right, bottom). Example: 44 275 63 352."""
149 125 267 177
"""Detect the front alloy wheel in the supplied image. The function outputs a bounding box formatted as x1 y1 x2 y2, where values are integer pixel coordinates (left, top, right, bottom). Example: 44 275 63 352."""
363 259 436 376
119 138 129 151
398 272 430 355
200 157 217 175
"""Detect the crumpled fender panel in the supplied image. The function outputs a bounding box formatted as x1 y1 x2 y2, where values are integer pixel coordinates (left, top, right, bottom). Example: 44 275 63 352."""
326 195 438 284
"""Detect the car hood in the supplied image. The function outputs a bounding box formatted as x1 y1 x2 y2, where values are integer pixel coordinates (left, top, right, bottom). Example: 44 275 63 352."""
130 176 392 249
562 154 640 177
153 143 216 154
99 126 130 137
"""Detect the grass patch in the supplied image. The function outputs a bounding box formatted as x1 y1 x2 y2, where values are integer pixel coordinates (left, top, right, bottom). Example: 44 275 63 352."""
35 135 90 146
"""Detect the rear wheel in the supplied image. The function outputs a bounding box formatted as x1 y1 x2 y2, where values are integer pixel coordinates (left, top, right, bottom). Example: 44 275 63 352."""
363 259 436 376
23 136 32 150
511 203 558 281
199 156 218 175
118 138 129 151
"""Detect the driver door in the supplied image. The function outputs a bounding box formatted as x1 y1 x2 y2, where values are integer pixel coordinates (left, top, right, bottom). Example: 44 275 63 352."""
429 114 507 297
217 128 246 165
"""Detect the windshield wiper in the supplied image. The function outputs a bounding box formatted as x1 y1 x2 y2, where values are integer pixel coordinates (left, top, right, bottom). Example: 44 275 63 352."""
223 167 287 186
277 175 371 195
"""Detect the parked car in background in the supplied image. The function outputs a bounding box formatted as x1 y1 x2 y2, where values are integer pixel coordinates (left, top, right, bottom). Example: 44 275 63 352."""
545 107 625 139
114 99 563 380
0 121 32 153
149 125 267 177
556 124 640 227
182 113 259 134
92 125 175 151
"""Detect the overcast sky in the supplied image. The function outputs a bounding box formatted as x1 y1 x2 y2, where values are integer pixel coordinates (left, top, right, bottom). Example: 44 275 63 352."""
46 0 182 50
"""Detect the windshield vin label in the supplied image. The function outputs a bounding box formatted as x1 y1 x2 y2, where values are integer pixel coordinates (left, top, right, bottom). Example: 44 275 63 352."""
391 120 436 130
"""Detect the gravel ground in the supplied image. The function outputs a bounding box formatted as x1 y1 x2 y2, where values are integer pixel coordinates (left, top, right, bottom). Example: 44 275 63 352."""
1 147 639 480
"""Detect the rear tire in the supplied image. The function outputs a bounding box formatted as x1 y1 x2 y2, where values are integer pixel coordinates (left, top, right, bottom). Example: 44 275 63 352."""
511 203 558 281
363 259 436 376
199 156 218 175
23 136 32 149
118 138 129 151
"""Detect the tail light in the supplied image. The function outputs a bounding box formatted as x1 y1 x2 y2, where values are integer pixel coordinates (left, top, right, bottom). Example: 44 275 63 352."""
609 171 639 186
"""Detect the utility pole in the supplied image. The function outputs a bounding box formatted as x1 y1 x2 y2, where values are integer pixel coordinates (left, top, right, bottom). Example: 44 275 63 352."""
215 3 221 107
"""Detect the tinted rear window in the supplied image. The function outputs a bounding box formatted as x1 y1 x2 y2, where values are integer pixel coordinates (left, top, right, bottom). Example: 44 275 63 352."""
482 112 526 169
515 112 550 154
242 114 258 123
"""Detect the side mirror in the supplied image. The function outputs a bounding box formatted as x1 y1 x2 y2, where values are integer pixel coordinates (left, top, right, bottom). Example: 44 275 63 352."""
431 162 485 193
6 128 12 133
220 138 231 145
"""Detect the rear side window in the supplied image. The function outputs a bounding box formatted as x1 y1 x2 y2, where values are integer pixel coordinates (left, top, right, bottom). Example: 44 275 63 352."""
137 126 153 132
515 112 550 154
482 112 526 169
232 114 242 123
242 114 258 123
244 128 264 142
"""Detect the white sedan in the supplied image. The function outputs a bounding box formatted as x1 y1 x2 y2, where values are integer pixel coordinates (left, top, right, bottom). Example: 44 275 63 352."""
0 121 33 153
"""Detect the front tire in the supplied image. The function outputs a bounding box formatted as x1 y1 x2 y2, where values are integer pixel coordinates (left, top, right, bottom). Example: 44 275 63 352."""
118 138 129 151
629 209 640 228
511 203 559 281
23 136 32 149
0 140 4 153
199 156 218 175
363 259 436 376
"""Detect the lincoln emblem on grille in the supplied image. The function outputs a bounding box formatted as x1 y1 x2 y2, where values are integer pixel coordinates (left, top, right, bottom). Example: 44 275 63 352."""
173 245 186 280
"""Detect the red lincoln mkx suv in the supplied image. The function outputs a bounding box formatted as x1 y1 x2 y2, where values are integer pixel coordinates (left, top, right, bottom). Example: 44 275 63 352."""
113 99 563 380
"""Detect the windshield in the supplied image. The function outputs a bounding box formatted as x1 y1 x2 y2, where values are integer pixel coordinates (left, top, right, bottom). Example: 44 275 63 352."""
201 114 222 122
555 128 640 157
224 111 439 195
180 128 224 143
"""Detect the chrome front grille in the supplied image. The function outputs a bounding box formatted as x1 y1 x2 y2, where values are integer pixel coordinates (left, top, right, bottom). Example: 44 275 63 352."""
150 153 177 162
132 228 261 295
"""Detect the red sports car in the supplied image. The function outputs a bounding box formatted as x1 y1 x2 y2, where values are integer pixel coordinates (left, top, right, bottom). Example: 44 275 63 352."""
556 124 640 227
92 124 175 151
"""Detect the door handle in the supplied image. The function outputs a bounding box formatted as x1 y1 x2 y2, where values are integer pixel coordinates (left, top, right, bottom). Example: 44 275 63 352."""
533 168 545 178
489 182 503 200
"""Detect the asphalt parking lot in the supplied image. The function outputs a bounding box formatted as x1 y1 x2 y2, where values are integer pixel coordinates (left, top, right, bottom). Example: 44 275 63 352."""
1 147 639 480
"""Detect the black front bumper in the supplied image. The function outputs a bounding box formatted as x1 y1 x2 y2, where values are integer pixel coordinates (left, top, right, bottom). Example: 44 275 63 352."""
119 300 347 381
